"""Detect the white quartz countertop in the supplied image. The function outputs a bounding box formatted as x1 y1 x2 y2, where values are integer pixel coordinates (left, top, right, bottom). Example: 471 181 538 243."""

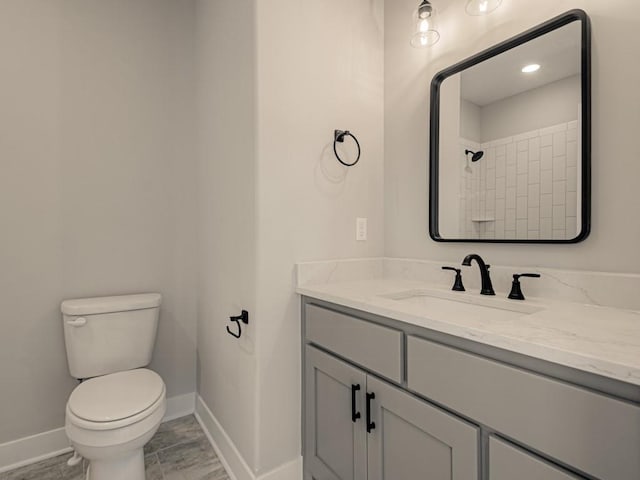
296 278 640 387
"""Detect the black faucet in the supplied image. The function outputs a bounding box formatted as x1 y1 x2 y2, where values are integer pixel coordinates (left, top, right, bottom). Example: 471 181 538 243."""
462 254 495 296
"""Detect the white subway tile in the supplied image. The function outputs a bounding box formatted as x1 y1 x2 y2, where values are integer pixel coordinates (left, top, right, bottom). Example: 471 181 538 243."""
517 220 528 239
553 155 567 181
553 205 566 229
540 146 553 170
487 169 496 189
528 207 540 230
567 167 577 192
529 161 540 184
496 199 506 219
553 131 567 156
567 141 578 167
506 209 516 230
528 184 540 207
566 191 577 217
568 120 578 129
553 229 567 240
496 177 506 199
540 134 552 147
541 170 553 194
517 140 529 152
496 156 506 177
496 144 506 156
567 127 578 142
529 137 540 161
506 165 517 187
517 151 529 174
528 230 540 240
506 187 517 209
506 143 517 165
540 194 553 218
566 217 577 237
517 196 528 218
553 180 566 205
540 217 552 237
517 174 528 197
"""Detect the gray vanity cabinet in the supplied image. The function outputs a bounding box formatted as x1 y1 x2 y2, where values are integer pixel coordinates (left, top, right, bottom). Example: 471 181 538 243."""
305 346 367 480
366 376 478 480
489 436 581 480
304 345 479 480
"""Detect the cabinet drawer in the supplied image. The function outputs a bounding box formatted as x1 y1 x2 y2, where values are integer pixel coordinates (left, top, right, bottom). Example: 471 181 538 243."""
407 335 640 480
490 436 584 480
305 304 403 383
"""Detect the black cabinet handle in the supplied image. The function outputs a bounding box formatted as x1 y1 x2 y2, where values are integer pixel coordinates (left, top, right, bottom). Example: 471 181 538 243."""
366 392 376 433
351 384 361 423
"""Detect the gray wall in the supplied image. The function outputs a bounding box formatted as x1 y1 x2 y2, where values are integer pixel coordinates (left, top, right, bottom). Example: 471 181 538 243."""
195 0 259 468
384 0 640 273
480 75 580 141
0 0 197 444
254 0 385 473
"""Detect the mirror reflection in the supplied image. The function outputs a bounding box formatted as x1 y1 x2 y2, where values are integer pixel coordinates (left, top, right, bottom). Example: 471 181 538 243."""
435 19 587 241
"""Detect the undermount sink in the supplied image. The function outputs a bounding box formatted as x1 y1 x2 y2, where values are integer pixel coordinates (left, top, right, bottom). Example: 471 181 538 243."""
379 288 543 320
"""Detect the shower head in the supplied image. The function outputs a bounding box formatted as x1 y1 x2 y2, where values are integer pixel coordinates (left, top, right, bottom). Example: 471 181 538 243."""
465 149 484 162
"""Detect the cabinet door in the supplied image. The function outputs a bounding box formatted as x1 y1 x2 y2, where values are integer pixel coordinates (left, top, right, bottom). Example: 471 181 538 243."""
367 376 479 480
490 436 585 480
305 346 367 480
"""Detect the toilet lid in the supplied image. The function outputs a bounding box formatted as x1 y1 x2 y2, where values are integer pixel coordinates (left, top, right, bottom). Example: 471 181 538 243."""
68 369 165 422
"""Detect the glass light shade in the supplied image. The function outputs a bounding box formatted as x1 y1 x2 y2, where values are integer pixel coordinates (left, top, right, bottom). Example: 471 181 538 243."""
465 0 502 16
411 1 440 48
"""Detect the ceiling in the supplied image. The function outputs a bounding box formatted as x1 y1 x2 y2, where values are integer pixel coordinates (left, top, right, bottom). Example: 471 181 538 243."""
459 21 581 106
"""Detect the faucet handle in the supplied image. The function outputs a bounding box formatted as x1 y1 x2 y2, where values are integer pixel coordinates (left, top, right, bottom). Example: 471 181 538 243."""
508 273 541 300
442 266 465 292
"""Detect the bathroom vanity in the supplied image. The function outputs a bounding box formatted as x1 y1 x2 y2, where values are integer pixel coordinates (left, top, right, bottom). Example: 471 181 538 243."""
297 272 640 480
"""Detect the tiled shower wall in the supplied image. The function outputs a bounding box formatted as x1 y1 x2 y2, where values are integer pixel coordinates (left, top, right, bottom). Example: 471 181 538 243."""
460 121 579 239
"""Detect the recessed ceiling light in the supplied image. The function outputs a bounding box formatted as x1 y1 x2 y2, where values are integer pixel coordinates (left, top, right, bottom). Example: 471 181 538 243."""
521 64 541 73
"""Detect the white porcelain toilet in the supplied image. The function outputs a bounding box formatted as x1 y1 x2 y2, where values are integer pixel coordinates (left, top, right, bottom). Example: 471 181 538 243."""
61 293 166 480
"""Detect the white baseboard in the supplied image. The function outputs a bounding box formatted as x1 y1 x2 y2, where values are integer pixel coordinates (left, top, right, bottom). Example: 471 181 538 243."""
194 395 303 480
257 457 303 480
0 428 72 474
0 391 197 474
164 391 196 422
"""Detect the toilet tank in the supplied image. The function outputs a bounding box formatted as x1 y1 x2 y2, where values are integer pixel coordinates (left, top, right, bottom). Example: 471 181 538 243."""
61 293 162 379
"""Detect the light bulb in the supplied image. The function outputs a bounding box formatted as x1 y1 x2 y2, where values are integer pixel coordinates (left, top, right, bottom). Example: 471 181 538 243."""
465 0 502 15
411 0 440 48
521 64 541 73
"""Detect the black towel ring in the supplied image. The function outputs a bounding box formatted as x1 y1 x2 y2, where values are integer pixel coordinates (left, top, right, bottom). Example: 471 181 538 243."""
333 130 361 167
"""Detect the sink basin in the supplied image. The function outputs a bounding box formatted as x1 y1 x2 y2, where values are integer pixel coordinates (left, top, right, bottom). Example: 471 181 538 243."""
379 288 543 321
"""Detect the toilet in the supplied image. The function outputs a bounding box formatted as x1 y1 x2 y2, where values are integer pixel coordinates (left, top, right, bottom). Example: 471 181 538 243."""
61 293 166 480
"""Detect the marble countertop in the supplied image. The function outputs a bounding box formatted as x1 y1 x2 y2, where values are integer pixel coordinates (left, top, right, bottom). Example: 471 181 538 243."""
296 277 640 387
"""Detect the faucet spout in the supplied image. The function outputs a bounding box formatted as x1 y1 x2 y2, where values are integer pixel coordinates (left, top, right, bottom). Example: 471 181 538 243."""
462 254 495 296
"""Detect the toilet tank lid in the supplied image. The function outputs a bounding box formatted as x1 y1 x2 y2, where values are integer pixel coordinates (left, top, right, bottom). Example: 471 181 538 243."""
61 293 162 316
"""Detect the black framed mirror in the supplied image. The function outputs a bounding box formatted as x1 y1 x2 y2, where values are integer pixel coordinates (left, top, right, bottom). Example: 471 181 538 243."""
429 10 590 243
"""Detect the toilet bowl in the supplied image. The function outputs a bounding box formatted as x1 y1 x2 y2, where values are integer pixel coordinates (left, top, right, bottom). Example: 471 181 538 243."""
65 369 166 480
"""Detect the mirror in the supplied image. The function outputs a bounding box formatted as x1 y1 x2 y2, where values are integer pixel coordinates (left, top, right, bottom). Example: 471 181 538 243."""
429 10 590 243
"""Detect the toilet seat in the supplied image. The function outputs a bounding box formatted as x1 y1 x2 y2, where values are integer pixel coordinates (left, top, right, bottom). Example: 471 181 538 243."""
67 369 165 431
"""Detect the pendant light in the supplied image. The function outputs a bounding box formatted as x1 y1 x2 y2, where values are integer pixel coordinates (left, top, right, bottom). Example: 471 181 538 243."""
410 0 440 48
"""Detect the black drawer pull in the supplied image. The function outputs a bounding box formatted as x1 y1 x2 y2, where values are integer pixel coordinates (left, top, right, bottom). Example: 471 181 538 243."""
351 384 361 423
366 392 376 433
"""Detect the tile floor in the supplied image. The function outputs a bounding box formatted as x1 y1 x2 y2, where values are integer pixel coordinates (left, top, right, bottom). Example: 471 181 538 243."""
0 415 230 480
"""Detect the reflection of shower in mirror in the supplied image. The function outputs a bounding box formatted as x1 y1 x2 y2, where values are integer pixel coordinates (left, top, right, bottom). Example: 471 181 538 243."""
465 149 484 162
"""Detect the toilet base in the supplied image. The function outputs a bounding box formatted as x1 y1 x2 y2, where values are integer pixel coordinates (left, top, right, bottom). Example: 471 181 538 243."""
87 448 145 480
